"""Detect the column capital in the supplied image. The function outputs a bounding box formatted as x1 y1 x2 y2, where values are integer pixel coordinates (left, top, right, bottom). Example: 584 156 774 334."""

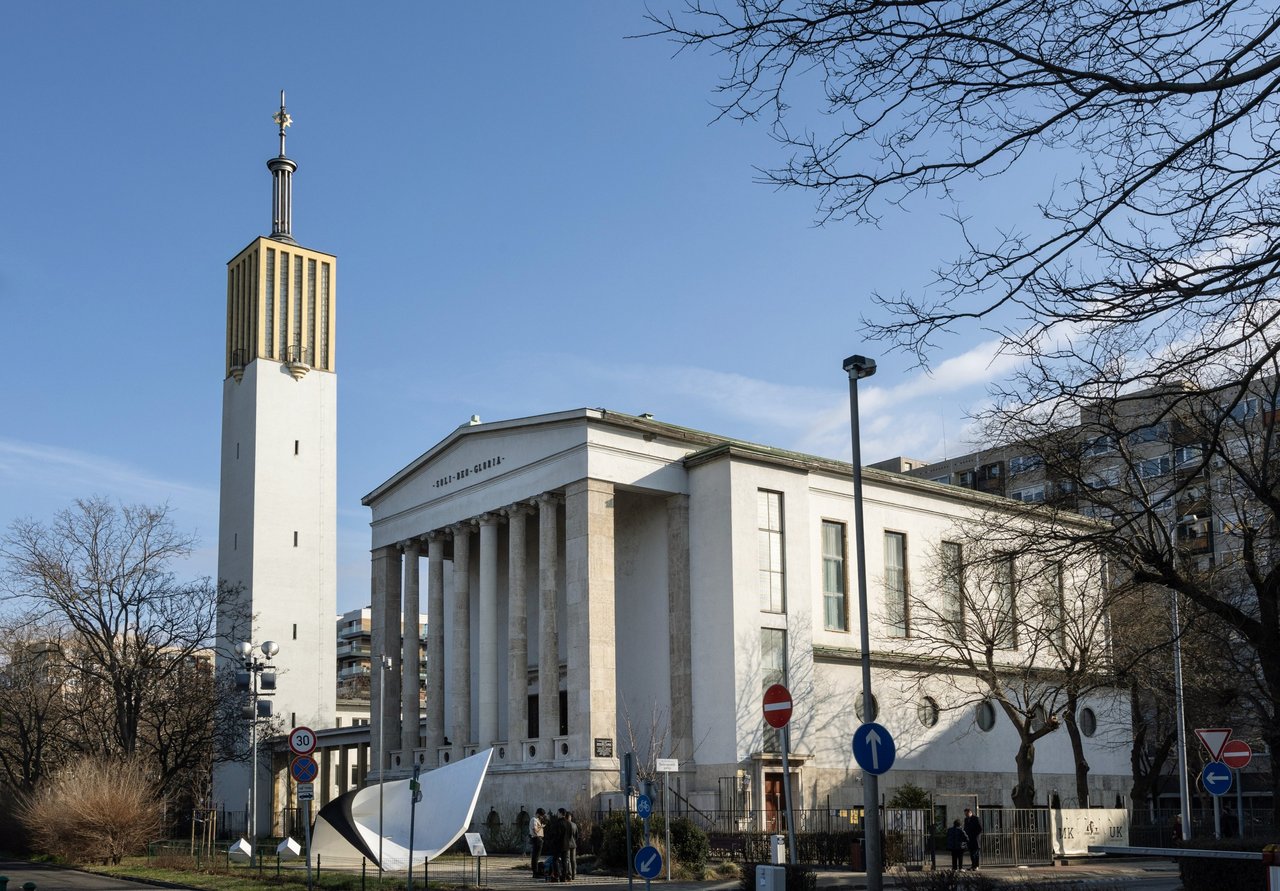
427 529 450 543
400 538 422 554
478 512 505 527
450 520 476 536
504 502 533 519
536 492 562 508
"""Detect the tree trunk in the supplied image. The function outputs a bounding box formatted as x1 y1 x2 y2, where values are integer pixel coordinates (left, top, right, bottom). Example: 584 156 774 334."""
1062 693 1091 807
1011 740 1037 808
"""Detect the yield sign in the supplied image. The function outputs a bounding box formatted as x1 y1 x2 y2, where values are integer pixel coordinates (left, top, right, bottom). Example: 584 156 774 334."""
1195 727 1232 760
1222 739 1253 770
763 683 793 728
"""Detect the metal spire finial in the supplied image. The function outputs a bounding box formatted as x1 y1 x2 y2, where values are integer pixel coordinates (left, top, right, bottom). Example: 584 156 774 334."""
267 90 298 243
272 90 292 157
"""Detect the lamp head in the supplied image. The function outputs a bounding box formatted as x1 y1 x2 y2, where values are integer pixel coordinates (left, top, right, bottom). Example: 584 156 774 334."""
235 641 253 660
843 354 877 380
261 640 280 659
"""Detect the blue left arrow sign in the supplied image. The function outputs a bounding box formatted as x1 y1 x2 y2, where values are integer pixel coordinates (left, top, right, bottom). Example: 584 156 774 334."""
1202 761 1232 796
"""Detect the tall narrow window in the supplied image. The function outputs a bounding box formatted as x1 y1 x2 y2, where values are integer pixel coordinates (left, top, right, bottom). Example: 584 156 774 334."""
320 262 331 369
822 521 847 630
884 531 908 636
307 258 317 367
940 541 964 638
761 628 787 751
293 255 304 361
279 252 290 359
265 248 276 358
758 490 785 612
995 556 1018 648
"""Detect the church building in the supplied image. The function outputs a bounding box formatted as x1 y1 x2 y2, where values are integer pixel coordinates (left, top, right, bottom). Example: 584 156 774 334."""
363 408 1132 820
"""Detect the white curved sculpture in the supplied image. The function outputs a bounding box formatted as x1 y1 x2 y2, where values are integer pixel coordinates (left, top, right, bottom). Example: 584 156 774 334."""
312 748 493 868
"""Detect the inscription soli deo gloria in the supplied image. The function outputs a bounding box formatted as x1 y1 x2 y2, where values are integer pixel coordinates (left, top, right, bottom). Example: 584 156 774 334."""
433 455 504 489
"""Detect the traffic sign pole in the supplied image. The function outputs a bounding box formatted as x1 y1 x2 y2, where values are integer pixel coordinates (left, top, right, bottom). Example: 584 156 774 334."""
781 724 797 865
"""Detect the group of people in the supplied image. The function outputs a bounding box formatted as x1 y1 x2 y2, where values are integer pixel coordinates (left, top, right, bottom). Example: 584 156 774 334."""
528 806 579 882
945 808 984 871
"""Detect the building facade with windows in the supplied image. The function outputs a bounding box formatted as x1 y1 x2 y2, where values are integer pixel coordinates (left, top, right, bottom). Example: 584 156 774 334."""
335 607 428 702
361 409 1131 820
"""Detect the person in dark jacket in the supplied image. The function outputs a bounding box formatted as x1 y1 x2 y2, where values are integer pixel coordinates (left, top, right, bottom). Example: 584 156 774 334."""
963 808 983 869
946 819 967 870
563 810 579 881
543 808 565 881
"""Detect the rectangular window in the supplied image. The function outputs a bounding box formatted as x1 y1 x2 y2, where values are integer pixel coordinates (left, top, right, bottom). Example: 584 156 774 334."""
1009 455 1043 475
822 521 847 631
293 531 299 547
294 439 300 456
1011 485 1047 503
761 628 787 751
292 623 298 640
995 556 1018 648
758 490 786 612
884 531 908 637
940 541 964 638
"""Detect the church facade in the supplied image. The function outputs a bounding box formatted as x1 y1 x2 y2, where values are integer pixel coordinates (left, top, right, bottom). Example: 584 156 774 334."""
363 409 1132 819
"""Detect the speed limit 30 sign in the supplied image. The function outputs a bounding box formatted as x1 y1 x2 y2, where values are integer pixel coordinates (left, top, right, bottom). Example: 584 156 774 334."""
289 726 317 756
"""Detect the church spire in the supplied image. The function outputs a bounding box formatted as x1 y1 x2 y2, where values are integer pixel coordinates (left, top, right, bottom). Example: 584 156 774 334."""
267 90 297 244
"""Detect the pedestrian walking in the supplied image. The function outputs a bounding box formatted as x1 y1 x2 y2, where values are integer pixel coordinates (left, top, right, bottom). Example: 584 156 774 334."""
530 808 546 876
963 808 983 870
946 819 967 871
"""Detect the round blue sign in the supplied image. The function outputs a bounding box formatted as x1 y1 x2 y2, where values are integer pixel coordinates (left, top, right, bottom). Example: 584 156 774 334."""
1201 760 1232 796
634 844 662 879
851 722 896 775
635 793 653 819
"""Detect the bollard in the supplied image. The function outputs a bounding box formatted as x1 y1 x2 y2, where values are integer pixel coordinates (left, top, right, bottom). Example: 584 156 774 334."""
23 883 36 891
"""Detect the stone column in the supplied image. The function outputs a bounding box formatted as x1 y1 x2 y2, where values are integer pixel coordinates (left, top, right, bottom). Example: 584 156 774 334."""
338 744 350 794
537 493 561 747
565 479 616 763
506 503 531 744
425 532 447 751
401 539 422 757
451 522 474 747
667 494 694 761
369 546 402 775
478 513 502 745
320 746 332 806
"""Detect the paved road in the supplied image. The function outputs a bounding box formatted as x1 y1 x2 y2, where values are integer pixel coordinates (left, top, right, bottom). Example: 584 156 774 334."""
1 855 1183 891
0 860 195 891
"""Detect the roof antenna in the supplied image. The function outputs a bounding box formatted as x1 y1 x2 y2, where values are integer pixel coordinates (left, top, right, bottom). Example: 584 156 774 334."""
267 90 298 244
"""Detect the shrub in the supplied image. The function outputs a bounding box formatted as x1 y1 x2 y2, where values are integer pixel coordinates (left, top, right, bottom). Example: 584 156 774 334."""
667 817 710 872
887 783 932 809
20 759 164 864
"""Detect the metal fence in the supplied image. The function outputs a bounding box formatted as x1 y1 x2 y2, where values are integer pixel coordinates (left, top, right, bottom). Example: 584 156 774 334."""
977 808 1053 867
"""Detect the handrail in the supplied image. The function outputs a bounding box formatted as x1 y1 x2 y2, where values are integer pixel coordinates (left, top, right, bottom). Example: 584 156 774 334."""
1089 844 1261 860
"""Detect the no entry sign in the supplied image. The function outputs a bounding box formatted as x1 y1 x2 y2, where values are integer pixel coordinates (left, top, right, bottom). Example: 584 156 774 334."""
763 683 793 728
1222 739 1253 770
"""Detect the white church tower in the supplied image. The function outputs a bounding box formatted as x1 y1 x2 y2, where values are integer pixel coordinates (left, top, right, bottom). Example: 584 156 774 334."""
214 94 338 827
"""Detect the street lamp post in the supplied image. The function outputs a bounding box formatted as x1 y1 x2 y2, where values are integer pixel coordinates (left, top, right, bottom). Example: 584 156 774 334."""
843 354 883 891
236 639 280 859
377 652 392 884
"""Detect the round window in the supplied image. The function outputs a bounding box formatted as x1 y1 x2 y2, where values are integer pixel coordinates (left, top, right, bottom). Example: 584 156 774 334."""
918 697 939 728
976 700 996 732
1029 704 1048 733
856 692 879 722
1079 706 1097 738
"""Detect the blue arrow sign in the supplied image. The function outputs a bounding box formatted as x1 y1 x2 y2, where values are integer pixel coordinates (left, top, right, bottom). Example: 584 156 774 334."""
852 722 896 775
1202 761 1232 796
634 844 662 879
635 793 653 819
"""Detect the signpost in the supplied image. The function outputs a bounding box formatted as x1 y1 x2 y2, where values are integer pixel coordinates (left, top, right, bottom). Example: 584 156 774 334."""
1222 739 1252 770
656 759 678 881
762 684 798 864
1194 728 1231 761
852 723 896 776
635 793 653 820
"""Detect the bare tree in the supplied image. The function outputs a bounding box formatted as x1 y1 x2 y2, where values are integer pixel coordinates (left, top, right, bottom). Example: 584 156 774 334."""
1 499 219 774
0 620 79 796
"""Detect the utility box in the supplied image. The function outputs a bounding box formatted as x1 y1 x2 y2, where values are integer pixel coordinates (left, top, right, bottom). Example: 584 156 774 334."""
769 834 787 864
228 838 253 863
276 837 302 860
756 864 785 891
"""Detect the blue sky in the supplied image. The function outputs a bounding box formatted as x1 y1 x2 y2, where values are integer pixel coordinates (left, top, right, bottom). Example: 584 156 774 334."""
1 3 1014 610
